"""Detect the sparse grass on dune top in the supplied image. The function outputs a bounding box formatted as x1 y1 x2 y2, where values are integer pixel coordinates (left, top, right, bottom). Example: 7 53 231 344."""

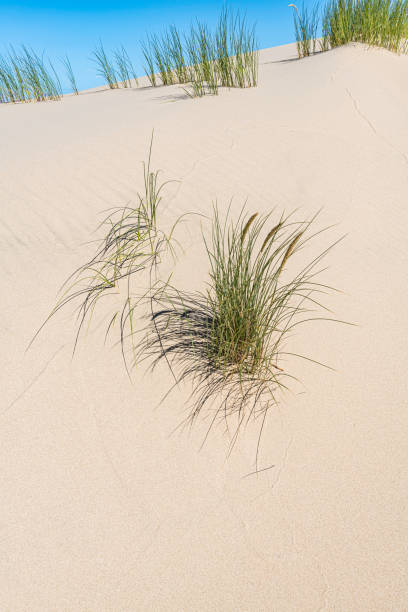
325 0 408 52
140 205 343 461
0 45 62 103
114 45 138 88
60 55 79 95
290 3 320 56
92 40 119 89
141 7 259 97
2 1 408 102
291 0 408 58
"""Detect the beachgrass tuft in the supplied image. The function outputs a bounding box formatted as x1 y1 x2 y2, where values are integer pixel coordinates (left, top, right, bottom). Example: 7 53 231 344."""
30 134 178 368
0 45 62 103
290 0 408 58
114 45 138 87
92 40 119 89
323 0 408 52
141 205 342 461
290 3 319 57
60 55 79 95
140 7 259 96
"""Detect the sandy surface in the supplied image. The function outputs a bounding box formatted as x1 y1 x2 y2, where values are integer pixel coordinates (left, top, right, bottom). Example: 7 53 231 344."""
1 42 407 610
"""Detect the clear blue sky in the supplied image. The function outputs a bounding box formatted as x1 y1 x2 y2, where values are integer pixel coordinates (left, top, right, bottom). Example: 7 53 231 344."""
0 1 305 92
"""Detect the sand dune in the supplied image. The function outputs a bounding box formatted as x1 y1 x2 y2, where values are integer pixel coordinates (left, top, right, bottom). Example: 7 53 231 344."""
1 42 407 610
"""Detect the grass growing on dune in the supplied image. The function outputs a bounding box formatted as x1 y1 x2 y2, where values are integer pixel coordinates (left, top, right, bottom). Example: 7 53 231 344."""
141 37 158 87
0 45 62 103
290 3 319 57
151 33 175 86
167 25 189 84
92 41 139 90
141 205 342 461
324 0 408 52
140 7 258 96
31 135 178 367
31 135 345 460
1 8 257 102
185 22 219 96
60 55 79 95
291 0 408 58
114 45 138 87
92 40 119 89
215 7 259 88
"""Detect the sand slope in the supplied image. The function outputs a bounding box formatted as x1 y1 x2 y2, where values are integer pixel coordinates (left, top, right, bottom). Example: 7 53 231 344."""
1 42 407 610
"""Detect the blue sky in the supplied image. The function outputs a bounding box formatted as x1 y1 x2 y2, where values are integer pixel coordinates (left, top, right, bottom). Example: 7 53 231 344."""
0 1 303 92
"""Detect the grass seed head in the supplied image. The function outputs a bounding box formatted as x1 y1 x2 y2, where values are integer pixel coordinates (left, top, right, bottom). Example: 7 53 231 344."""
241 213 258 242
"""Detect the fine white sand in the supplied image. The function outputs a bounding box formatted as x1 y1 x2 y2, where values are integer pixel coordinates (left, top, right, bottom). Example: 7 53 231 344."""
1 42 407 610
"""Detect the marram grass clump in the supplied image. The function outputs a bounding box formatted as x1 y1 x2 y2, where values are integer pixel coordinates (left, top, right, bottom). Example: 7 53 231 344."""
290 3 320 57
291 0 408 58
30 135 178 367
324 0 408 52
141 205 342 457
0 45 62 103
140 7 259 96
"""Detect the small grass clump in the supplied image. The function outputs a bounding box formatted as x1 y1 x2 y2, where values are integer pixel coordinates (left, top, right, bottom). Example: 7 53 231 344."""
60 55 79 95
290 0 408 58
185 21 219 96
166 25 189 84
142 205 340 458
140 7 259 96
290 3 320 57
92 41 119 89
0 45 62 103
92 41 139 90
141 37 158 87
114 45 138 87
31 135 177 365
215 7 259 88
324 0 408 52
141 29 189 88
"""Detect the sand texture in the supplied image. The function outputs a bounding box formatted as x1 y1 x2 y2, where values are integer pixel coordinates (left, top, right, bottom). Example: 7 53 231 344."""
1 42 407 610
